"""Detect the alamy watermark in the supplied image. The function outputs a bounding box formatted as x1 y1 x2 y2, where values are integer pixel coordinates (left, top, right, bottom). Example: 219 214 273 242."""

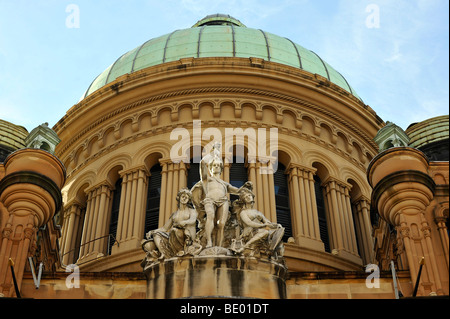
170 120 279 174
365 4 380 29
65 264 80 288
66 4 80 29
365 263 380 288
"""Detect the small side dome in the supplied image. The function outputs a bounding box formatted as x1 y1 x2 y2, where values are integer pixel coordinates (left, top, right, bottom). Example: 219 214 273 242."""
405 115 449 161
0 119 28 162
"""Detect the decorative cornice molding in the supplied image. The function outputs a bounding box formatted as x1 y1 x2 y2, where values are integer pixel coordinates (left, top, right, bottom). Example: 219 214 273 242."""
56 87 379 158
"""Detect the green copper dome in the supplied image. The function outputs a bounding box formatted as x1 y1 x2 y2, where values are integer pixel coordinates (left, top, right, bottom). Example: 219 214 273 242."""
82 14 361 100
406 115 449 149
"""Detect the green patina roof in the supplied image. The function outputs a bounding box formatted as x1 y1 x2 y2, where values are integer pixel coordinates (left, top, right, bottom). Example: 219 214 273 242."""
0 119 28 151
406 115 449 149
82 14 361 101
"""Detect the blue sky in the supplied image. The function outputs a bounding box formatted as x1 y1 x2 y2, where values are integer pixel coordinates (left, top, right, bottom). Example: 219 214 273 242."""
0 0 448 132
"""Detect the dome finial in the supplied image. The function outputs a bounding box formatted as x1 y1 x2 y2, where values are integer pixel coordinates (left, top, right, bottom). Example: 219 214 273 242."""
192 14 246 28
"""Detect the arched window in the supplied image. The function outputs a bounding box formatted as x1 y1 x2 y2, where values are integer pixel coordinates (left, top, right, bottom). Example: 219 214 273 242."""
144 164 162 234
274 163 292 242
108 178 122 254
40 141 51 152
314 175 330 252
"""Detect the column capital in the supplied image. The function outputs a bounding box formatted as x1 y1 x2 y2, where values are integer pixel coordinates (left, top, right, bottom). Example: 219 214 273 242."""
421 224 432 238
435 216 448 227
63 201 84 218
352 195 371 206
85 180 113 195
286 162 316 174
159 158 173 166
119 165 149 177
398 225 411 239
322 176 352 190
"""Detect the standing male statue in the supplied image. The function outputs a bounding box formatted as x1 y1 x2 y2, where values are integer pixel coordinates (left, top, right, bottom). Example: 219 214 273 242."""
191 144 252 248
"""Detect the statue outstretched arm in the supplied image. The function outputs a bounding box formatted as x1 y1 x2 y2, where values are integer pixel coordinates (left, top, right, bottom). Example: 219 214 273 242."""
240 210 268 229
227 181 253 195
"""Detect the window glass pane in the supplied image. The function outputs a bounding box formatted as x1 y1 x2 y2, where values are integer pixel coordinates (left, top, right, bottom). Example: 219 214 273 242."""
145 164 162 234
108 178 122 254
314 175 330 252
274 163 292 241
230 156 247 202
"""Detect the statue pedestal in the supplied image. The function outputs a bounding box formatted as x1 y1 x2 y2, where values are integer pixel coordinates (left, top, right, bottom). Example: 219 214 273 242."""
143 254 287 299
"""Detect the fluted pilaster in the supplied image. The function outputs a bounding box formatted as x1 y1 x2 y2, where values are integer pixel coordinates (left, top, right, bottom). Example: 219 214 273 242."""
60 202 85 265
78 182 113 262
352 197 374 264
287 163 324 251
159 159 188 226
114 166 148 253
323 178 360 262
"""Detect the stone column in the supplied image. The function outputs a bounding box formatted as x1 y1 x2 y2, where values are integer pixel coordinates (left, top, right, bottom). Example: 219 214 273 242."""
287 165 301 241
77 182 113 262
78 189 94 259
260 161 275 221
60 202 85 265
247 161 258 208
93 184 113 254
435 216 449 268
114 166 148 253
352 197 375 264
306 170 321 242
179 161 188 190
323 178 361 263
159 159 188 226
323 180 344 251
159 161 168 228
287 164 325 251
254 162 265 213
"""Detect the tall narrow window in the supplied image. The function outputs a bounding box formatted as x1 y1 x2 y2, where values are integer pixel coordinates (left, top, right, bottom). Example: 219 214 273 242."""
229 156 247 202
187 162 200 189
351 204 362 257
73 206 86 263
145 164 162 234
274 163 292 242
108 178 122 254
314 175 330 252
188 146 202 189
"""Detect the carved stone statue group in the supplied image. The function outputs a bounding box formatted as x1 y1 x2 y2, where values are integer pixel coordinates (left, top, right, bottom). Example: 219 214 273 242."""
142 143 285 265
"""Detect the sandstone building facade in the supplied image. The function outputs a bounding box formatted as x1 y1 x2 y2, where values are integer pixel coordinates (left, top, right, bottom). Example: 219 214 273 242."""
0 14 448 299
